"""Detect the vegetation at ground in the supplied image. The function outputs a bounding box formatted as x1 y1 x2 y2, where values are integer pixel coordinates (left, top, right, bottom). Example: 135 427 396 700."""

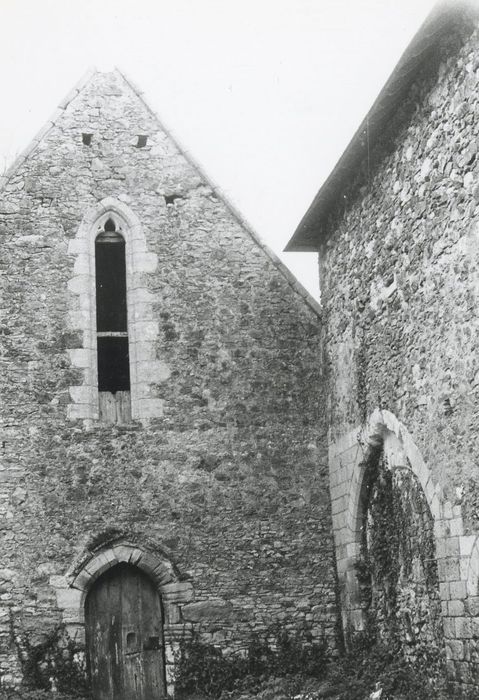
4 626 476 700
172 627 459 700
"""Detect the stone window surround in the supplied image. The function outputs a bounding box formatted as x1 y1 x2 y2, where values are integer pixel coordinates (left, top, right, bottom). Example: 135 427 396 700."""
67 197 169 424
50 541 194 696
329 407 479 674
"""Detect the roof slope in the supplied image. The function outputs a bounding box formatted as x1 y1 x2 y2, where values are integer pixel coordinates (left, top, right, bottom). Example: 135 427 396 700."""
116 69 321 314
0 68 321 315
286 0 478 252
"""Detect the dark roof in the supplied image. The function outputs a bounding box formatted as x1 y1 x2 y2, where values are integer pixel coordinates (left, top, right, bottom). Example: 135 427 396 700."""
285 1 478 252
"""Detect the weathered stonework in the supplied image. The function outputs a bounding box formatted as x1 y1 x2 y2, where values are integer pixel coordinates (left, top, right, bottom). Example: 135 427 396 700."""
316 20 479 692
0 70 336 692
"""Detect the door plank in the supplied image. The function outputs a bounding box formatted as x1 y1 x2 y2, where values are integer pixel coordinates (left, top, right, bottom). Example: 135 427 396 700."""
86 563 167 700
140 573 166 697
122 565 145 700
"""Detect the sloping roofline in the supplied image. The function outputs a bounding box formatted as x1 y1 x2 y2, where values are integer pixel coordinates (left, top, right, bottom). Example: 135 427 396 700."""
0 68 321 315
285 0 478 252
116 69 321 314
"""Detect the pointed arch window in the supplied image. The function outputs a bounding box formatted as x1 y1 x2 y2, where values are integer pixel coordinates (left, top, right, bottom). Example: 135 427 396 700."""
95 218 131 422
68 197 163 424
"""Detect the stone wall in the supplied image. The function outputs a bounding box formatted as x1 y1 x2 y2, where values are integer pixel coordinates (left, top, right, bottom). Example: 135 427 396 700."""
0 70 336 692
319 23 479 691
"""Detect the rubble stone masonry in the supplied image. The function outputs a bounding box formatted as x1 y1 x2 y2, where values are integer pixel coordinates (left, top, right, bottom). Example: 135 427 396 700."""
0 70 336 691
319 24 479 691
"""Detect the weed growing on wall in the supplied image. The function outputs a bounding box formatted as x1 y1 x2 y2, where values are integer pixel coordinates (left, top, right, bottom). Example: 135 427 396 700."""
328 630 451 700
13 626 88 697
174 628 328 699
355 450 444 679
173 626 457 700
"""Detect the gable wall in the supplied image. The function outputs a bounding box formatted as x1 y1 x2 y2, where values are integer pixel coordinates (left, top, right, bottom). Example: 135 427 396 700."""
0 72 336 689
319 24 479 690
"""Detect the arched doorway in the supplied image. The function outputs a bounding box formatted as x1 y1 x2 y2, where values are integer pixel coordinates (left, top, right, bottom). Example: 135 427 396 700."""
85 563 167 699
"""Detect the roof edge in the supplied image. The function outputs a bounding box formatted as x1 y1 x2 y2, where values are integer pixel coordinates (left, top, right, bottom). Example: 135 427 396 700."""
0 67 97 194
0 65 321 316
115 68 321 317
286 0 479 252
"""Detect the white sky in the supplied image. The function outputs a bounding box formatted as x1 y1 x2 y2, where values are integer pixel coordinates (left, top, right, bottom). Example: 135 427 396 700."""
0 0 437 299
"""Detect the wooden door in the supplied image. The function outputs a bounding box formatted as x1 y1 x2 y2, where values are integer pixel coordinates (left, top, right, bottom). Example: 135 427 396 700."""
85 563 166 700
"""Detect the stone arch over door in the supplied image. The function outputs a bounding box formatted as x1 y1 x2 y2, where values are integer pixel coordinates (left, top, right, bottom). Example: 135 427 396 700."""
50 541 194 697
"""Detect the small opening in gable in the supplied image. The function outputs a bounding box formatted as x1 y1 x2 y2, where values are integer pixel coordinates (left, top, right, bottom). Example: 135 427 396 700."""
136 135 148 148
82 133 92 146
164 193 183 206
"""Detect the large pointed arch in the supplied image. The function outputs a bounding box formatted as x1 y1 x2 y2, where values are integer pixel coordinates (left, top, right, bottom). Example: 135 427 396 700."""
66 197 168 423
329 409 471 649
347 409 443 542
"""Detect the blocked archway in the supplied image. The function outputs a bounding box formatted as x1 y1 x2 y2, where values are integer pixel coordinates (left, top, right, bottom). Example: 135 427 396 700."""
328 409 466 631
359 446 443 661
346 410 442 543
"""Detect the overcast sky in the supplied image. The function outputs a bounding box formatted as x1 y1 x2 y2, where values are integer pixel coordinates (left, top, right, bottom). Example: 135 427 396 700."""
0 0 437 298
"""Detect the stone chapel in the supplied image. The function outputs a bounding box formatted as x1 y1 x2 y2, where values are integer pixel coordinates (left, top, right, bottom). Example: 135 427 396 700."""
6 1 479 698
0 70 336 696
